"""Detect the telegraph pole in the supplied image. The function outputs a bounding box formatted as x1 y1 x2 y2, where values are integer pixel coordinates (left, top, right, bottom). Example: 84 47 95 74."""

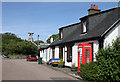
37 35 40 57
37 35 39 47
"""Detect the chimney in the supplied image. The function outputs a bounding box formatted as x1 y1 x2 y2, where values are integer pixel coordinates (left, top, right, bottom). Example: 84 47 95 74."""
88 4 101 15
50 36 53 43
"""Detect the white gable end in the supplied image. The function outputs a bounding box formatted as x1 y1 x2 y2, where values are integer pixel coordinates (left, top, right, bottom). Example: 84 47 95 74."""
104 22 120 48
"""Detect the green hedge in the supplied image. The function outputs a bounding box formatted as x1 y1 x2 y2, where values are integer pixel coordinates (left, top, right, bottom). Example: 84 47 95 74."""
80 37 120 81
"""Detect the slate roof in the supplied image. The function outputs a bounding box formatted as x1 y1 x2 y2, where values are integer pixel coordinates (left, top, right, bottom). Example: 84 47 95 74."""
50 6 120 47
39 43 50 49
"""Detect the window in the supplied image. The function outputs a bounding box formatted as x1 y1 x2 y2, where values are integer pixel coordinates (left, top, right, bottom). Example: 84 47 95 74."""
85 49 90 63
67 46 72 62
60 30 63 40
59 47 63 59
52 48 55 58
82 20 87 33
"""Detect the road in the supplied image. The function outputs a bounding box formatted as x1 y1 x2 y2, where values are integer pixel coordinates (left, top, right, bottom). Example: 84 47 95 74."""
2 58 81 80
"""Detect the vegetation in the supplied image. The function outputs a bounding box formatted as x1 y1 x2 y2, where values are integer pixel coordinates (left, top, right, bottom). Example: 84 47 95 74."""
1 32 38 56
46 33 59 43
34 40 44 44
71 63 75 68
59 58 64 65
80 37 120 81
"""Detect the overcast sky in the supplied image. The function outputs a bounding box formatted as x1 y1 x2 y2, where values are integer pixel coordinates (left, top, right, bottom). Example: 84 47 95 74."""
2 2 118 42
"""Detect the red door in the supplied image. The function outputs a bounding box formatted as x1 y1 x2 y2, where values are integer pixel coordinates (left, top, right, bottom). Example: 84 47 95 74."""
77 43 92 72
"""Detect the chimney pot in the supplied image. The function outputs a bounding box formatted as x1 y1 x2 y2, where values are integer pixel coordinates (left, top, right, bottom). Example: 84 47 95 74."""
96 6 98 9
91 4 93 8
94 5 95 9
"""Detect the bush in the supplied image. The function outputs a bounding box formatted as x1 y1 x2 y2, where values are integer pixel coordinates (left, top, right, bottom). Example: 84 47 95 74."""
80 62 99 81
59 59 64 65
71 63 75 68
80 37 120 81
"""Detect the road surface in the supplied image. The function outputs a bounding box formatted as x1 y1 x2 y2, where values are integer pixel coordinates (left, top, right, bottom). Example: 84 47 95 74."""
2 58 81 80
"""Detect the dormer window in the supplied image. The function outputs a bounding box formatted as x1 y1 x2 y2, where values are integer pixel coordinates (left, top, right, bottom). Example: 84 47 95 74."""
82 20 87 33
60 30 63 40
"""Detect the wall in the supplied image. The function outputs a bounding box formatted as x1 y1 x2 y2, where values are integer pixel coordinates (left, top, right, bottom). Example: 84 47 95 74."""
49 48 53 59
72 45 78 67
104 22 120 48
63 47 65 62
42 49 47 62
40 51 43 58
64 46 72 67
46 48 50 62
118 22 120 37
54 46 59 58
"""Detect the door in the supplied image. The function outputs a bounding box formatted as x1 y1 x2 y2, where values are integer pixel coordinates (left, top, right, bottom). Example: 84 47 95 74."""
83 45 92 64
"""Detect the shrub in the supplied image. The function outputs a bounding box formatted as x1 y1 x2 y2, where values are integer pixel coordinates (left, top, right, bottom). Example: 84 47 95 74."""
46 61 49 65
59 59 64 65
71 63 75 68
80 62 99 81
79 37 120 81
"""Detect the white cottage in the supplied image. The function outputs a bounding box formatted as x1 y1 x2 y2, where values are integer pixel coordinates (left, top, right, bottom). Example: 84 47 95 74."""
44 5 120 71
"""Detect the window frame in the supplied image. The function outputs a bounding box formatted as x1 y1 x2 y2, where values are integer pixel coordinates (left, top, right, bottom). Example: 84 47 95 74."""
67 46 72 62
60 30 63 40
82 20 87 33
59 47 63 59
52 48 55 58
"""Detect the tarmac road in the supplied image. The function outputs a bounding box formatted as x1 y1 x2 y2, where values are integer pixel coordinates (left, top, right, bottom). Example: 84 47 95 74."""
2 58 80 80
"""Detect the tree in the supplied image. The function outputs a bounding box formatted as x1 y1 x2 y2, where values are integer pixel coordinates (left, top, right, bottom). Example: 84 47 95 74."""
46 33 59 43
34 40 44 45
1 32 38 55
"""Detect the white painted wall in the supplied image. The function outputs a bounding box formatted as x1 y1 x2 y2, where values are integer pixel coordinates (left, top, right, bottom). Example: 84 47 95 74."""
55 46 59 58
40 51 43 58
40 49 46 62
118 22 120 37
42 49 47 62
63 47 65 62
72 45 78 67
64 46 72 67
49 48 53 59
104 22 120 48
92 41 99 61
46 48 51 62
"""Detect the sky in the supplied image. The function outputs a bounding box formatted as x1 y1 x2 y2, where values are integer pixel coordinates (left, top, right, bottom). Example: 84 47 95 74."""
2 2 118 42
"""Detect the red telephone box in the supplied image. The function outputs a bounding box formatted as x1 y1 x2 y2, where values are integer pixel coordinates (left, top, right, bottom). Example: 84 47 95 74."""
77 43 92 72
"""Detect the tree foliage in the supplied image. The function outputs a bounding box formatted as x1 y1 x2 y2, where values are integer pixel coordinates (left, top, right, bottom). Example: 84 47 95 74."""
2 32 38 55
46 33 59 43
80 37 120 81
34 40 44 45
